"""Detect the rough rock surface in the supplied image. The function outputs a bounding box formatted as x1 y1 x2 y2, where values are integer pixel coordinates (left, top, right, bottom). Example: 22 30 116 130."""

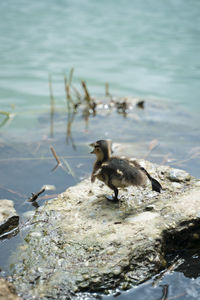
0 200 19 237
0 278 21 300
11 161 200 299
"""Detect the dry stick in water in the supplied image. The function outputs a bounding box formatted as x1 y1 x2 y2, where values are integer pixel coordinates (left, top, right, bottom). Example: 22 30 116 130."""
50 145 75 177
152 255 183 287
61 156 76 180
64 75 72 111
49 74 55 137
50 145 62 171
68 67 74 86
28 188 46 202
81 80 91 102
0 184 26 199
66 110 76 149
144 139 159 159
167 293 186 300
159 284 168 300
71 85 82 104
0 111 10 128
105 82 110 97
81 80 96 114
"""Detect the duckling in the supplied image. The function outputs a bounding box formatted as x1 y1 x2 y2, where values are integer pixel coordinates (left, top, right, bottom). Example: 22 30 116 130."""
90 140 162 202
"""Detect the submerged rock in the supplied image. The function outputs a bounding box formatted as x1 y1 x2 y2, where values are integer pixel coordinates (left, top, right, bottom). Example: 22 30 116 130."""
11 161 200 299
0 200 19 237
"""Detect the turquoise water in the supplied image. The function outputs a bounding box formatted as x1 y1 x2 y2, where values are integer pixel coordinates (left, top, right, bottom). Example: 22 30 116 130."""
1 0 200 113
0 0 200 299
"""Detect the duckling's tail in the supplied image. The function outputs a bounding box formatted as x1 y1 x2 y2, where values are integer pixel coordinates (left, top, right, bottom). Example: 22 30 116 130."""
140 167 162 193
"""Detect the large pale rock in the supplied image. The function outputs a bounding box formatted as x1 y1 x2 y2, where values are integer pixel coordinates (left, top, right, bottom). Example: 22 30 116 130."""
11 161 200 299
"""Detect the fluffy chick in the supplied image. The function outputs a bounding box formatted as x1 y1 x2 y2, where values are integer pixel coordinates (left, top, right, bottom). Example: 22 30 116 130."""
90 140 162 202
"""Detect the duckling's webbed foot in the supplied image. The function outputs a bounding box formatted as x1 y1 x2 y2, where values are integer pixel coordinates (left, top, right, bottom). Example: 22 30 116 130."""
105 194 119 202
106 183 119 202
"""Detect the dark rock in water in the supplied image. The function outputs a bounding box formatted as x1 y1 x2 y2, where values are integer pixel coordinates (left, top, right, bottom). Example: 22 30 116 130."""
0 200 19 238
10 161 200 299
0 277 21 300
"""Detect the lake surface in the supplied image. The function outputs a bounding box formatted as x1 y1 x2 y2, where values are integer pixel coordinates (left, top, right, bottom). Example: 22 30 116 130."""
0 0 200 299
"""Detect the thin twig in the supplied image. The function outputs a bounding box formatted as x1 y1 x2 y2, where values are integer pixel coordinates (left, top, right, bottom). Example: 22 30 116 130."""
49 74 55 137
68 67 74 86
105 82 110 97
50 146 61 165
81 80 91 102
0 111 10 128
167 293 186 300
38 193 58 200
0 184 26 198
81 80 97 114
144 139 159 159
152 256 183 287
28 188 45 202
64 75 71 110
50 145 62 171
66 110 76 149
0 155 90 162
64 74 76 111
71 85 82 103
61 156 76 180
159 284 168 300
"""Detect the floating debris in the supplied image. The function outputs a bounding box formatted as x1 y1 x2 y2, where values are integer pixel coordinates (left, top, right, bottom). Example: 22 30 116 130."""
28 187 45 203
136 100 145 109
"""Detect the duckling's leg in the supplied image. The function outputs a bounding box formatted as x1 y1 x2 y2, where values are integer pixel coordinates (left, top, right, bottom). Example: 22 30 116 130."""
106 182 119 202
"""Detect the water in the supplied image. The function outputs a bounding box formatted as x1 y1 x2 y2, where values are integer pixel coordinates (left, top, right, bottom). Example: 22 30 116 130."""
1 0 200 110
0 0 200 299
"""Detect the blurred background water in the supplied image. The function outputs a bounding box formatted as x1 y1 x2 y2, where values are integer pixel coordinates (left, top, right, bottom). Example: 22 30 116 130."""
1 0 200 111
0 0 200 299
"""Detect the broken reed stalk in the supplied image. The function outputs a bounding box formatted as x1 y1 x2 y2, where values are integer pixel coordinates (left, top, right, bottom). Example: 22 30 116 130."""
144 139 159 159
50 145 61 166
50 145 76 178
64 73 78 112
48 74 55 137
160 284 168 300
105 82 110 96
28 188 46 202
0 111 11 128
0 184 26 199
71 85 82 103
68 67 74 86
61 156 76 179
81 80 96 114
66 110 76 150
49 74 54 107
152 256 183 287
81 80 91 102
64 75 71 111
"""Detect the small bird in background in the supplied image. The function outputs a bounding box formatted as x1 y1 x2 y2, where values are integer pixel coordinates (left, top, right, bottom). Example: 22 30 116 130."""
90 140 162 202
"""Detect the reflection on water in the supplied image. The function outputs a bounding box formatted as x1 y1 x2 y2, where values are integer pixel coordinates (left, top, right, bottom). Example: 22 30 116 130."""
102 252 200 300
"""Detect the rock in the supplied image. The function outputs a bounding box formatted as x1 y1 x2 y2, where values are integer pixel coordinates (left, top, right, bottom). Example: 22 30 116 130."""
167 168 191 182
11 161 200 299
0 278 21 300
0 200 19 237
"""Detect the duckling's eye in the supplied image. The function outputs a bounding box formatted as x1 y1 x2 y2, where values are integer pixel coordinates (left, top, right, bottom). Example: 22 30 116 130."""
95 146 101 152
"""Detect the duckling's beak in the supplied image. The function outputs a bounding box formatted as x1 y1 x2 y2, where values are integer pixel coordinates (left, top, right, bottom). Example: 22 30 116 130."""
89 143 95 154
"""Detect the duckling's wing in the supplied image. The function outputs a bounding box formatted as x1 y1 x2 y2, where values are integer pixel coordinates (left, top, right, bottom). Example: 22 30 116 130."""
101 158 146 187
